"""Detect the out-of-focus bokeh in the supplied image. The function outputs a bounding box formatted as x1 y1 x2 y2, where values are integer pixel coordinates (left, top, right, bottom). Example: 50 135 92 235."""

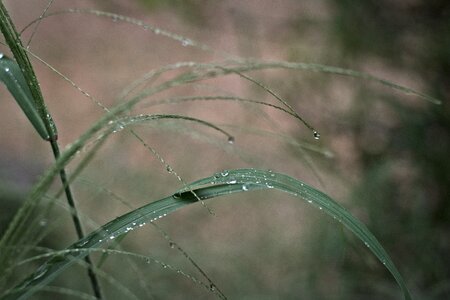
1 0 448 299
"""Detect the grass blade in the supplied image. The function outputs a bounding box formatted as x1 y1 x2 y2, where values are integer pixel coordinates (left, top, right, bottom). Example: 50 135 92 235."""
3 169 411 300
0 2 57 141
0 54 49 140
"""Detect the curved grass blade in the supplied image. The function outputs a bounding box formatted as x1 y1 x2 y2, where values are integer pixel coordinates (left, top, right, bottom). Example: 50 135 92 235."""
20 9 215 54
222 60 441 105
9 247 213 299
0 54 50 140
111 113 234 141
4 169 411 300
20 6 441 107
0 3 58 141
0 56 426 285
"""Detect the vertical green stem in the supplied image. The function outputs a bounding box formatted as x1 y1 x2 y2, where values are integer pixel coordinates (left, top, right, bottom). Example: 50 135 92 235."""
0 2 103 298
49 140 103 299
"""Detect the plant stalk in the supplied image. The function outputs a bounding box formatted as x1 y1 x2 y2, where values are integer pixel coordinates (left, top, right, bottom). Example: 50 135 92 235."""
49 140 103 299
0 2 103 298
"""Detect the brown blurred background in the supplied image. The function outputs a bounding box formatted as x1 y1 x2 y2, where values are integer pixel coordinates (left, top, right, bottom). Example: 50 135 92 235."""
1 0 449 299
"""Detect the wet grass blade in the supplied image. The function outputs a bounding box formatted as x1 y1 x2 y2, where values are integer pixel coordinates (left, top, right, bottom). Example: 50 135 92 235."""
3 169 411 300
0 3 57 141
0 54 50 140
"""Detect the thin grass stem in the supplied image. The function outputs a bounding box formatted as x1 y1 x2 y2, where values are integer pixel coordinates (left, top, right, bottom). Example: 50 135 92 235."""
49 139 103 299
0 4 103 298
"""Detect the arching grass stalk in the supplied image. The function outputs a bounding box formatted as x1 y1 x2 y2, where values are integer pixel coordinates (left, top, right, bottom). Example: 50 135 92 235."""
0 3 103 299
3 169 412 300
0 54 439 277
0 41 437 265
0 8 439 295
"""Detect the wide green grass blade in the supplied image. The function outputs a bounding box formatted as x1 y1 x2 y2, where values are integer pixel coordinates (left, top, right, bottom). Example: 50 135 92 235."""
0 3 57 141
3 169 411 300
0 54 50 140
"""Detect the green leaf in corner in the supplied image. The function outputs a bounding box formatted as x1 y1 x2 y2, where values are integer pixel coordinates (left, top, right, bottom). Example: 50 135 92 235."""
0 54 50 140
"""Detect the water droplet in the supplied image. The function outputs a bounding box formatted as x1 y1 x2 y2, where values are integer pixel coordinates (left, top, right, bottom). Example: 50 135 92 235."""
0 53 4 59
266 183 274 189
313 130 321 140
76 239 89 247
227 179 237 184
221 170 229 177
169 242 175 249
4 67 9 72
242 184 249 191
181 38 192 46
112 124 125 133
39 219 47 227
33 266 48 280
109 235 115 240
166 165 173 173
227 136 235 144
210 284 216 291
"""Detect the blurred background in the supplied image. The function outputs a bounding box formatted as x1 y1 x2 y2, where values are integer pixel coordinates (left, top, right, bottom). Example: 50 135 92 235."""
0 0 449 299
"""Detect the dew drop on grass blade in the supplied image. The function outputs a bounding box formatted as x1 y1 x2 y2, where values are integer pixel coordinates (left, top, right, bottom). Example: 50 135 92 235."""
5 169 411 300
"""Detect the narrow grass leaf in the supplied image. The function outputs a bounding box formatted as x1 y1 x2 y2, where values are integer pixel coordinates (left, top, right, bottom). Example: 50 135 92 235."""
4 169 411 300
0 54 49 140
0 3 58 141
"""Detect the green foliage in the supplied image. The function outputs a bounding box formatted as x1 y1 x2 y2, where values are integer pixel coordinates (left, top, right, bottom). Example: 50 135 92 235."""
0 55 50 140
0 2 57 141
0 2 443 299
3 169 410 299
